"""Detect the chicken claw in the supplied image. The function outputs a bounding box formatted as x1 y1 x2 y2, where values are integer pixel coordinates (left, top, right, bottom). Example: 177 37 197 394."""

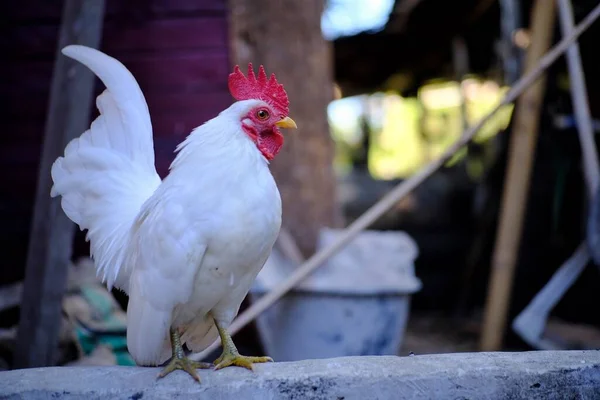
157 328 211 382
214 353 273 371
158 357 211 382
213 318 274 371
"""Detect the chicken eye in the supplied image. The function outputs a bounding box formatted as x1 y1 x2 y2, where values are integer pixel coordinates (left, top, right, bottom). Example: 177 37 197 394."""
256 109 269 120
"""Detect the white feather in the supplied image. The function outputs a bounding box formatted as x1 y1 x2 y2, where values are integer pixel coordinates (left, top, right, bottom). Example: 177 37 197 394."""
51 45 161 290
51 45 283 366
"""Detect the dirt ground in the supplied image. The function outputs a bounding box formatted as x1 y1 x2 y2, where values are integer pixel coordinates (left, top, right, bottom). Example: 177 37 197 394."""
399 312 481 356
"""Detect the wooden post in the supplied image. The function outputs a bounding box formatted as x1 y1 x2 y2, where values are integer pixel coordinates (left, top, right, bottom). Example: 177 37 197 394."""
480 0 556 351
14 0 105 368
228 0 342 257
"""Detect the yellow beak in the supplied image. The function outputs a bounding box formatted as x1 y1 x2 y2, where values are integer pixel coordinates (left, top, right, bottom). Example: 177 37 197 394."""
275 116 297 129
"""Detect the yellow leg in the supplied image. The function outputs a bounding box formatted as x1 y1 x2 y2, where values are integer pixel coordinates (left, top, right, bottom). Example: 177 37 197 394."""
213 318 273 371
157 328 212 382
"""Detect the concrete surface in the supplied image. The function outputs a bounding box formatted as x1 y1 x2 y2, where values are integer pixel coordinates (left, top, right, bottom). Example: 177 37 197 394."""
1 350 599 399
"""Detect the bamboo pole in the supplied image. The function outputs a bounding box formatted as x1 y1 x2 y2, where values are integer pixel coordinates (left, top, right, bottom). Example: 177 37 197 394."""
557 0 599 196
275 227 305 265
480 0 556 352
191 1 600 361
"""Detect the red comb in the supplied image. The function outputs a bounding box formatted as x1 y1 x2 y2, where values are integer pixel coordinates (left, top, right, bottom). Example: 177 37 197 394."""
228 63 289 116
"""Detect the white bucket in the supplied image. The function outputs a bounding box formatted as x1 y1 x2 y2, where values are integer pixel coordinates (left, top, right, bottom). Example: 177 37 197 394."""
250 228 422 361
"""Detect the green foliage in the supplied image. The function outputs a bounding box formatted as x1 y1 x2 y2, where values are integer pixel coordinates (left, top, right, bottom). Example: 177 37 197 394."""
328 78 515 180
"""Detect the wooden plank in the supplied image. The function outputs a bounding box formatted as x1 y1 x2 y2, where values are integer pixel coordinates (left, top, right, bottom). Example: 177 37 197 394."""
0 184 37 203
2 0 225 21
0 25 59 59
0 188 36 205
103 18 228 52
0 61 54 94
4 95 49 120
0 218 35 240
0 239 29 283
5 98 229 137
0 201 36 223
151 111 227 139
0 143 43 166
152 137 182 177
147 91 231 116
6 89 231 121
1 51 229 95
105 51 230 91
479 0 556 351
3 17 228 59
13 0 106 368
0 120 45 142
0 0 64 21
146 0 226 14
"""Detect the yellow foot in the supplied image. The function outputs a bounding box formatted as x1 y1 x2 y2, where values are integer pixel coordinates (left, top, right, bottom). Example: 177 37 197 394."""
213 352 273 371
157 357 212 382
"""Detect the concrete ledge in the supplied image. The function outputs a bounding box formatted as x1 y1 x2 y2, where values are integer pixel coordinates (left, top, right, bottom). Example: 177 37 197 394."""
1 350 599 399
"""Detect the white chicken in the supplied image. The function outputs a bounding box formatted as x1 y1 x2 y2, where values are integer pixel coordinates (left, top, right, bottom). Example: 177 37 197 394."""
50 45 297 381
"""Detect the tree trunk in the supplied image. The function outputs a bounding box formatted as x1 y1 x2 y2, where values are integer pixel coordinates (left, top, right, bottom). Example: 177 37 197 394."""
228 0 341 256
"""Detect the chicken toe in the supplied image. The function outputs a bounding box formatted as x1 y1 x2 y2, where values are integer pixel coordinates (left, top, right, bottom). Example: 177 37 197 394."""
157 328 211 382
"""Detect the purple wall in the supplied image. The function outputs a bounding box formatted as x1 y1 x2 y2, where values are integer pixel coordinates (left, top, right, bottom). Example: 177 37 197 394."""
0 0 231 284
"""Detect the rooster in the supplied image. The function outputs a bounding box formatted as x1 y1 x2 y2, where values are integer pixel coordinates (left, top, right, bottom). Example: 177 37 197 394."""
50 45 297 382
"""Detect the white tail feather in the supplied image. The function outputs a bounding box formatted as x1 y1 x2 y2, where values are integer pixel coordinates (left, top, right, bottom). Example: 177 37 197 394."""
51 45 161 291
126 275 172 365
